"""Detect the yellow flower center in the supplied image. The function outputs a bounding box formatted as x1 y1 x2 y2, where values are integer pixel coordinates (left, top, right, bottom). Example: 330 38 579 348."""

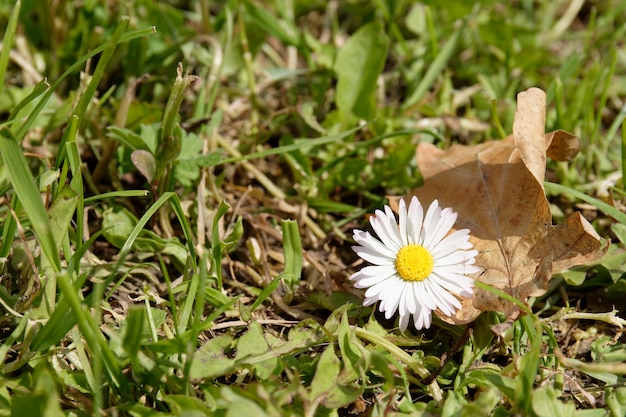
395 244 434 281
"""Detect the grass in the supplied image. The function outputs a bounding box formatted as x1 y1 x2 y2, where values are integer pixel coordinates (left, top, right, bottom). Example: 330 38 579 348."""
1 0 626 416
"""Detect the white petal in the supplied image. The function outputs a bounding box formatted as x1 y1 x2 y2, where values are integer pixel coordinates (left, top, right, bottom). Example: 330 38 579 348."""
353 230 398 259
403 283 417 314
413 304 432 330
381 288 401 319
424 207 457 249
433 263 478 276
352 272 395 289
407 196 424 244
425 279 461 315
370 214 402 252
429 272 474 296
431 269 475 289
363 296 378 306
363 279 389 298
399 312 411 332
378 279 403 317
421 200 442 245
379 205 405 248
414 280 437 311
352 247 395 266
352 264 397 278
398 199 409 246
430 229 473 257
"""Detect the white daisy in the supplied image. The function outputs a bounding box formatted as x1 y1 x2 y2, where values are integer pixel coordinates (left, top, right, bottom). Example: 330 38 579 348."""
350 196 479 331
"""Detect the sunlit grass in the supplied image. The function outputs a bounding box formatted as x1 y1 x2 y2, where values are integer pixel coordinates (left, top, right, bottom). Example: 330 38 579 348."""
1 1 625 416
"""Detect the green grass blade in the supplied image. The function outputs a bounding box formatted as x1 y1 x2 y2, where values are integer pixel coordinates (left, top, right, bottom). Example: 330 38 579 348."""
31 272 90 352
544 181 626 225
216 126 362 166
14 26 156 142
4 79 50 126
281 219 302 291
107 192 197 290
474 281 534 317
167 192 197 264
0 195 19 259
623 117 626 193
55 17 129 166
402 23 463 109
0 128 60 272
178 260 199 335
0 312 30 369
64 116 84 252
211 200 230 290
0 0 20 97
56 271 129 394
83 190 149 204
248 275 282 315
116 192 176 261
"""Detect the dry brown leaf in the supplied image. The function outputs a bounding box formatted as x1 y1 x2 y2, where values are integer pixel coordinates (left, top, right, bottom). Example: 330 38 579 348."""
391 87 608 323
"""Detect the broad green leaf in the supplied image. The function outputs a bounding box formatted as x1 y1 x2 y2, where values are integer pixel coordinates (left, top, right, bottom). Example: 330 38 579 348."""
241 322 325 364
122 307 146 358
334 22 389 121
531 386 576 417
465 370 517 402
560 269 588 286
235 321 279 380
337 310 364 382
235 322 270 363
441 391 465 417
102 206 139 249
131 149 157 183
221 387 269 417
107 126 152 152
164 395 213 416
460 388 501 417
606 387 626 417
190 334 235 379
310 344 341 403
47 185 78 250
37 169 60 191
11 366 64 417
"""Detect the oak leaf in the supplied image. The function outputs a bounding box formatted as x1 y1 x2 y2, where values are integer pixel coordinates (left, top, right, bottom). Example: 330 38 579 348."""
392 87 608 323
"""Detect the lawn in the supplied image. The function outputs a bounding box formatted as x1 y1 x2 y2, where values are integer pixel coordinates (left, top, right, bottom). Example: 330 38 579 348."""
1 1 626 416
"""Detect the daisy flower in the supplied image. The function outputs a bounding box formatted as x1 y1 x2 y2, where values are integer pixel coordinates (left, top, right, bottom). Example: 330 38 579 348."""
350 196 479 331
